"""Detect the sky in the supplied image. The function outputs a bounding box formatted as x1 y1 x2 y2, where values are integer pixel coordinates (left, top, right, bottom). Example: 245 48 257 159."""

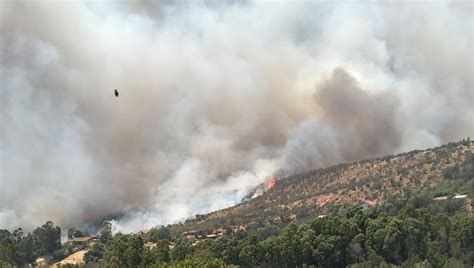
1 0 473 232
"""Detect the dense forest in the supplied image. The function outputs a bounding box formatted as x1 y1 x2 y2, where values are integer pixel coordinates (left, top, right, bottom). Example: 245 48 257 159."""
1 140 473 267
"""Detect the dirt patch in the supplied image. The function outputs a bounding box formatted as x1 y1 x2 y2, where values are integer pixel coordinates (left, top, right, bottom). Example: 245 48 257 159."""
53 249 88 267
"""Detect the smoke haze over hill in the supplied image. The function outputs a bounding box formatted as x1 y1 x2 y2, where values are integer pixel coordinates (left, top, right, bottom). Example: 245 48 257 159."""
1 1 473 232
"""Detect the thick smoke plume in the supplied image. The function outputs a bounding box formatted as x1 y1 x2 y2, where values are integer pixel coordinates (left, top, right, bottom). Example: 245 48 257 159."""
1 1 473 232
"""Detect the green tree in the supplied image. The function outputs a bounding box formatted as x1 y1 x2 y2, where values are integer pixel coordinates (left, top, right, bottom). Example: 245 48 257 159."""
238 244 258 266
84 242 105 263
171 239 192 261
67 227 86 240
142 240 170 265
0 236 22 266
102 234 144 267
381 218 405 264
32 221 61 256
99 222 113 244
149 226 171 242
17 233 35 264
124 235 144 267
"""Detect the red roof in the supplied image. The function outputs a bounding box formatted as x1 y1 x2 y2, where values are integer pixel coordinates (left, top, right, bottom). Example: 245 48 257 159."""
365 200 377 206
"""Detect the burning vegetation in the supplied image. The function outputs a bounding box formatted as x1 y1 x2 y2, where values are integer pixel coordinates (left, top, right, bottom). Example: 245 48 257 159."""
266 178 278 190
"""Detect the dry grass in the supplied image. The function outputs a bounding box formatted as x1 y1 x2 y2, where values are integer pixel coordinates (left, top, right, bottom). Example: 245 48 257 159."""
53 249 88 267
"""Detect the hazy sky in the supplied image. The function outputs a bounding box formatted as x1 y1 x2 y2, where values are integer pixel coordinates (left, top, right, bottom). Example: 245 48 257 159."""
1 0 473 232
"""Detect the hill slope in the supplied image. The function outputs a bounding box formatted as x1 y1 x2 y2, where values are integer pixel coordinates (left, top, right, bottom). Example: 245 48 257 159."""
172 139 473 234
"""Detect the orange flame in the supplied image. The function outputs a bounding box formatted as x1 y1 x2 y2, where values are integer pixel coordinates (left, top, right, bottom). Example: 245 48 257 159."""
266 178 278 190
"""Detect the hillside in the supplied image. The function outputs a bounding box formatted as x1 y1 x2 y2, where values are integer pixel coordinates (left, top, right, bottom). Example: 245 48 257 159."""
171 139 473 234
1 139 473 268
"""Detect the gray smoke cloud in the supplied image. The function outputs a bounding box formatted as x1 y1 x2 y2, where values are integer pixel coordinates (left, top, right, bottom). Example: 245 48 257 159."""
1 1 473 232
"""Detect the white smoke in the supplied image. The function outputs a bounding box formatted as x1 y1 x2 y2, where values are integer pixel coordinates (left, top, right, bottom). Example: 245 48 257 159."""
1 1 473 232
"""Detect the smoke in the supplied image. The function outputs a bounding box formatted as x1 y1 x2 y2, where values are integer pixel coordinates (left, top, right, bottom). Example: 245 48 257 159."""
1 1 473 232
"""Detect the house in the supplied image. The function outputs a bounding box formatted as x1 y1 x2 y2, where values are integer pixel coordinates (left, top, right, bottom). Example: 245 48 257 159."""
144 242 157 250
454 194 468 199
137 229 150 236
35 257 48 267
69 236 97 243
215 228 225 236
317 215 327 219
361 200 377 210
185 234 196 240
182 230 197 236
67 236 98 250
433 196 448 201
205 234 218 239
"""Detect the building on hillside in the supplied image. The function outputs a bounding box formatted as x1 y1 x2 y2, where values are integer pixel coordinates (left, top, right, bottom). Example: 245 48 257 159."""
182 230 197 236
214 228 225 236
361 200 377 210
67 236 98 250
137 229 150 236
35 257 48 267
205 234 218 239
433 196 448 201
144 242 157 250
454 194 468 199
69 236 97 243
